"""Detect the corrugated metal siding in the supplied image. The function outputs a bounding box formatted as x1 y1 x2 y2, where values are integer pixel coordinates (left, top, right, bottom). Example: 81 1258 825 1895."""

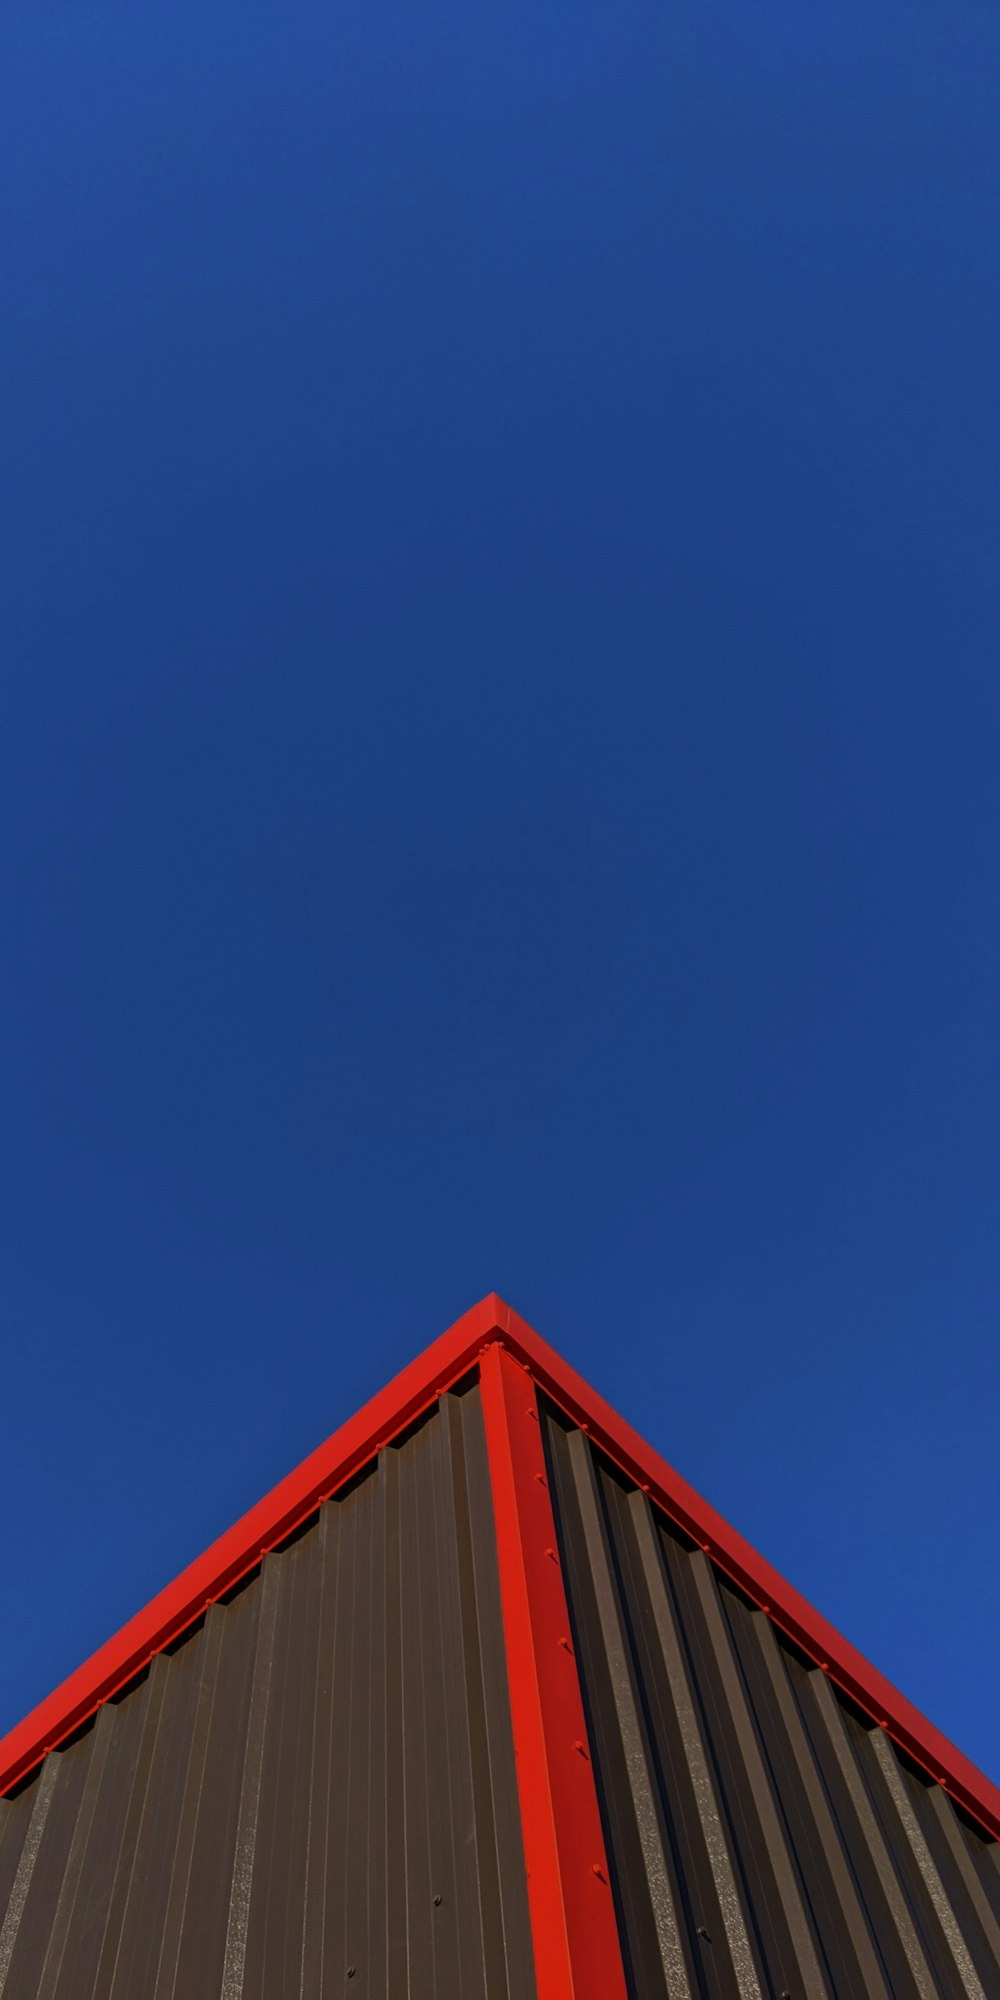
0 1383 535 2000
542 1399 1000 2000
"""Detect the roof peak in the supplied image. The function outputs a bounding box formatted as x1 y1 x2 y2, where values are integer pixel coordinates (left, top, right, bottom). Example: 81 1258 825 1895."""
2 1293 998 1843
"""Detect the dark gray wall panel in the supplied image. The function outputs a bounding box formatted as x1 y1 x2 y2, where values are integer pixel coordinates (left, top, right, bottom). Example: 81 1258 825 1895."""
542 1399 999 2000
0 1384 534 2000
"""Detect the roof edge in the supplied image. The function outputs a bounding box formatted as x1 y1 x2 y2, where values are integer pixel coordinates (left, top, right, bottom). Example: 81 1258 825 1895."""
0 1293 506 1797
494 1303 1000 1843
2 1291 998 1844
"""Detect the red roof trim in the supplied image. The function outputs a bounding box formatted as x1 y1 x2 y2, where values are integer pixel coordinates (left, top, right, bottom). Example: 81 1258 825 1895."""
480 1342 629 2000
2 1294 997 1845
0 1295 501 1798
493 1301 1000 1844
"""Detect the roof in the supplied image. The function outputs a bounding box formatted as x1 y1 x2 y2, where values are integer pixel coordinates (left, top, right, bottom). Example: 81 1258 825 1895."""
1 1294 997 1837
1 1295 998 2000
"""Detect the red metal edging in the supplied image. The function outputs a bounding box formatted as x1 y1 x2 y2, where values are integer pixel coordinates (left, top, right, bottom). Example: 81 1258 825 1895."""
2 1290 998 1851
479 1341 629 2000
493 1301 1000 1845
0 1296 505 1798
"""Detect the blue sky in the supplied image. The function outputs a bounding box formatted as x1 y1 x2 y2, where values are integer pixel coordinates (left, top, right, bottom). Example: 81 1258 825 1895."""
2 1 999 1783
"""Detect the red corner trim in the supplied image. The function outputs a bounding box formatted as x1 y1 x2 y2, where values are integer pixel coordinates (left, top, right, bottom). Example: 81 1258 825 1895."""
479 1342 628 2000
0 1295 505 1797
2 1291 998 1849
492 1300 1000 1844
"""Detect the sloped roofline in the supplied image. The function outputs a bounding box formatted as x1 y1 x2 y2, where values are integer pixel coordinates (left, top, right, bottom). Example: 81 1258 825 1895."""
1 1294 997 1842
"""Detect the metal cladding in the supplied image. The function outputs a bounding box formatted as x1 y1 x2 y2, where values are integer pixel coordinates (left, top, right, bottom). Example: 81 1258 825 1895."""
0 1383 535 2000
542 1399 1000 2000
1 1297 998 2000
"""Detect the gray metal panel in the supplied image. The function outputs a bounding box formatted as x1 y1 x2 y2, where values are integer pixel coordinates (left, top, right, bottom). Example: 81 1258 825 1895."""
0 1383 534 2000
541 1399 1000 2000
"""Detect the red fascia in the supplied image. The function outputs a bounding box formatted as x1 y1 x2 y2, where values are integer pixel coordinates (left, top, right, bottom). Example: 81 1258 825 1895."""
0 1295 502 1798
1 1293 998 1849
492 1299 1000 1844
480 1342 628 2000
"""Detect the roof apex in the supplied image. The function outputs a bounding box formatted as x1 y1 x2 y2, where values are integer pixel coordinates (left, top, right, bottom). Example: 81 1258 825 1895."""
2 1293 998 1843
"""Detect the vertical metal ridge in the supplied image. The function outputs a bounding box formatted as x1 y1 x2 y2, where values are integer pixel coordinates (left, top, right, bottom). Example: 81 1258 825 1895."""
416 1391 476 1995
684 1550 831 2000
54 1652 152 2000
658 1529 808 1994
325 1476 364 1993
34 1704 116 2000
243 1526 321 2000
807 1669 939 1999
173 1577 263 2000
627 1488 763 1999
0 1748 59 1994
380 1439 407 2000
565 1430 694 2000
106 1636 204 2000
398 1416 437 1993
0 1825 27 1958
298 1499 341 2000
220 1549 282 2000
344 1476 375 1997
0 1791 32 1923
151 1605 229 2000
589 1462 749 1999
87 1652 169 1996
869 1731 986 2000
422 1398 469 1995
364 1441 389 2000
925 1787 1000 1972
749 1611 894 1999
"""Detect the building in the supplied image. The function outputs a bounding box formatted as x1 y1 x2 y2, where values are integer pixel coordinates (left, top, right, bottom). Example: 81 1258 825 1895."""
1 1294 998 1997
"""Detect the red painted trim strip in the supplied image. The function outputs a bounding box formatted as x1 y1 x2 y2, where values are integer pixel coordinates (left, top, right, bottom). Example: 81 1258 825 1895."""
479 1342 629 2000
2 1291 997 1848
493 1301 1000 1843
0 1295 504 1797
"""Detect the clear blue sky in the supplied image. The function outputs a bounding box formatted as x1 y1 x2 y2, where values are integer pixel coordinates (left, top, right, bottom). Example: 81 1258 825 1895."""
2 2 998 1785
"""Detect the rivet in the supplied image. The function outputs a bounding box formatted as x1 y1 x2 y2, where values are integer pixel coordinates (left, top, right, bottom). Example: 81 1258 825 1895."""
434 1894 442 1906
534 1472 547 1486
591 1862 605 1880
347 1969 356 1980
545 1546 559 1563
573 1739 589 1758
558 1635 573 1653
